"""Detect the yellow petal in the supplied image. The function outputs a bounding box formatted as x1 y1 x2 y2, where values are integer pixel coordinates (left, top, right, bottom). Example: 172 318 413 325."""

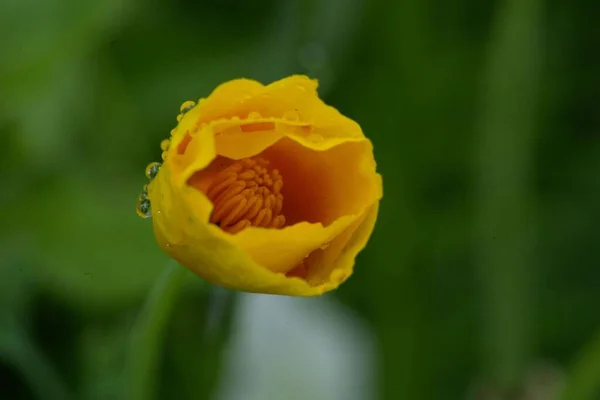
304 202 379 287
198 75 364 138
195 78 265 124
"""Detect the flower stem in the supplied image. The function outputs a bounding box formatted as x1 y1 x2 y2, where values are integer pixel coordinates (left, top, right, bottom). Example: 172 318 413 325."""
476 0 542 392
123 261 187 400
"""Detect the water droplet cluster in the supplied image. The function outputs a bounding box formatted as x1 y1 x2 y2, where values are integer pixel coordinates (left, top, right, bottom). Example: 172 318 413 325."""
136 100 199 219
136 162 161 219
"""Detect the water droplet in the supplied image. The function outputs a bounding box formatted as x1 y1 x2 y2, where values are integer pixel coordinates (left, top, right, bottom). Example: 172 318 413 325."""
283 110 300 121
145 162 161 180
161 151 168 161
248 111 262 119
176 114 183 122
300 125 312 134
180 101 196 114
136 199 152 219
160 139 170 151
139 192 148 201
307 133 324 142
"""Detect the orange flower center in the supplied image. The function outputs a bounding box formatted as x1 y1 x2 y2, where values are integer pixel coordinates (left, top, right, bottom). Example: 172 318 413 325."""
205 157 285 234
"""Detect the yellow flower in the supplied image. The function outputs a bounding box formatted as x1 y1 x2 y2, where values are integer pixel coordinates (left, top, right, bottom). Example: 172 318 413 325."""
137 75 382 296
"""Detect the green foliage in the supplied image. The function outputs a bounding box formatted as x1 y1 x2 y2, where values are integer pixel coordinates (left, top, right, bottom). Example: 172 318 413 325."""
0 0 599 399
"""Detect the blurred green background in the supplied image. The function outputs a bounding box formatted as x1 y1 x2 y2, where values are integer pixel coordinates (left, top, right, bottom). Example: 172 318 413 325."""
1 0 599 399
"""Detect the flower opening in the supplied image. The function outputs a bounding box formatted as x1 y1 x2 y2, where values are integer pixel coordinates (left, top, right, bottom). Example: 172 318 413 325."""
197 157 285 234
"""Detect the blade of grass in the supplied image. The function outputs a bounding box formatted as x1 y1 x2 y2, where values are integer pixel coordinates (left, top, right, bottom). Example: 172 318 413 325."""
0 321 72 400
475 0 543 392
122 261 188 400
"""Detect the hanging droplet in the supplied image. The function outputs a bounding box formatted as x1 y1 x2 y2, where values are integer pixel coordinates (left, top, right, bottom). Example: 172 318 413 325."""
139 191 148 201
180 101 196 114
145 162 161 180
161 151 168 160
136 199 152 219
160 139 170 151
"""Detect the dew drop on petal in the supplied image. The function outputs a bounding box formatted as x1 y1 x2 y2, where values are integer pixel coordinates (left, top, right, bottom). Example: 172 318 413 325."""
307 133 324 142
136 199 152 219
180 100 196 114
145 162 161 180
248 111 262 120
320 241 331 250
283 110 300 122
160 139 170 151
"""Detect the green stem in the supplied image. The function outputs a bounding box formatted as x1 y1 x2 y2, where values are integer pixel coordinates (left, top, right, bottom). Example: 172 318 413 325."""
561 328 600 400
476 0 542 392
123 261 187 400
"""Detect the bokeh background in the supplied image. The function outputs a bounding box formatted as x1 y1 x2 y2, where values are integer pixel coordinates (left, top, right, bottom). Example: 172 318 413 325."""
1 0 599 399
